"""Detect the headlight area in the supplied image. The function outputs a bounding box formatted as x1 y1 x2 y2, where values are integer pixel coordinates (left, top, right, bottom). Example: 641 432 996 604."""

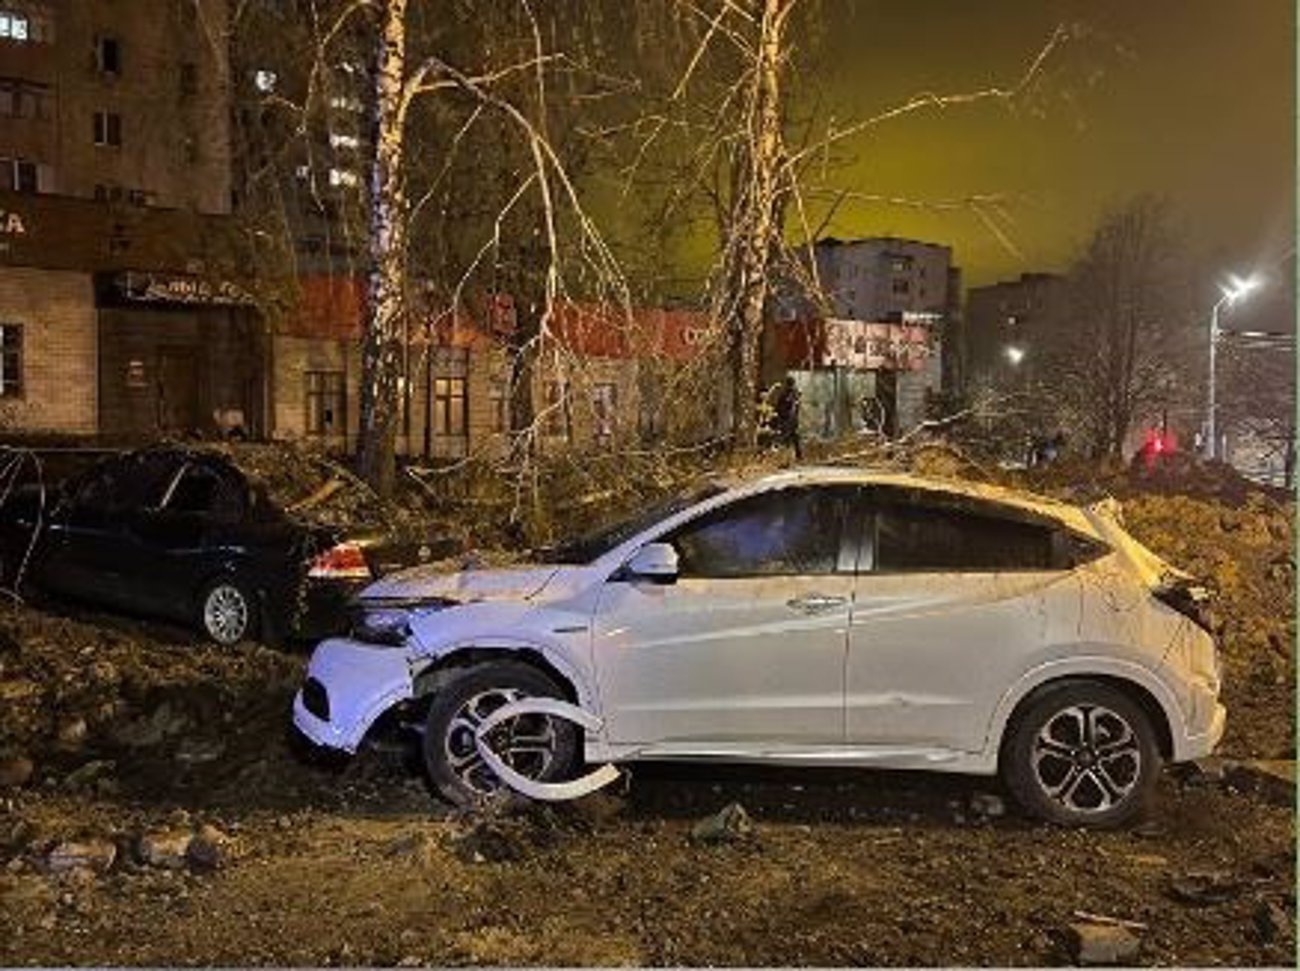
349 597 457 647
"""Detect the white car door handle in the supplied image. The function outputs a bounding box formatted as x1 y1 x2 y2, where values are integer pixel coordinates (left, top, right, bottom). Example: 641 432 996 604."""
787 593 847 614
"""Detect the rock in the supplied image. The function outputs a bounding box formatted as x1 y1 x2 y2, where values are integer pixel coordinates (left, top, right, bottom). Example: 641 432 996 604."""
565 790 627 827
185 825 230 872
1184 756 1229 786
45 840 117 875
111 702 191 749
969 793 1006 818
690 802 754 845
138 830 193 870
1224 760 1296 806
1166 870 1243 906
0 755 34 789
386 831 438 865
1253 899 1291 943
0 679 39 702
1066 923 1141 965
55 717 87 748
62 760 114 792
175 737 226 765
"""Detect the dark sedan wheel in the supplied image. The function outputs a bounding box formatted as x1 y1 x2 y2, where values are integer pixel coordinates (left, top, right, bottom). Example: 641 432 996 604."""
422 662 580 808
198 577 258 646
1002 680 1162 828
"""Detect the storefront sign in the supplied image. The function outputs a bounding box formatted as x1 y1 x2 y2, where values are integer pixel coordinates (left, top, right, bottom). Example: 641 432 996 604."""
114 270 251 306
0 211 27 236
822 318 933 371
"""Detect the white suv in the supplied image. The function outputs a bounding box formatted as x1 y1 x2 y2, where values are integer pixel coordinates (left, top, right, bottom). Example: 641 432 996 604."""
293 468 1224 827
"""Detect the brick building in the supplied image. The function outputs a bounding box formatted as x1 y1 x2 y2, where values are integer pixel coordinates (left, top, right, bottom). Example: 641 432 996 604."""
0 192 263 437
772 236 961 438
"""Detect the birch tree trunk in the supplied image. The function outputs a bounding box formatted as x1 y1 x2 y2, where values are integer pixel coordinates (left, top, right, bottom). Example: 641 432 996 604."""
727 0 788 449
357 0 409 498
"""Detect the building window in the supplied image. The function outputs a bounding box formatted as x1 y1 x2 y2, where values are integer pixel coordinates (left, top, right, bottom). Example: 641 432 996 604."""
0 324 22 397
329 132 360 151
253 69 277 93
328 167 358 188
543 381 570 439
889 256 912 273
93 111 122 147
489 381 509 433
305 370 345 435
592 382 617 443
0 80 51 119
891 279 911 295
0 10 28 40
432 377 467 436
1 157 48 193
96 36 120 75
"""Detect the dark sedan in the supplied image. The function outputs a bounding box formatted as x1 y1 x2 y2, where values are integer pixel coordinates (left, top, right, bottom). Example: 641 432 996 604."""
0 447 454 645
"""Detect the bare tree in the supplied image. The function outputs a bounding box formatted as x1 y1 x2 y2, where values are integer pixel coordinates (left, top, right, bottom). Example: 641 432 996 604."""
1039 196 1193 458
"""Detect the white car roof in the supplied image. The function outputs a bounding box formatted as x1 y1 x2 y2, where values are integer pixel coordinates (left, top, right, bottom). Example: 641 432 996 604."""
734 466 1101 538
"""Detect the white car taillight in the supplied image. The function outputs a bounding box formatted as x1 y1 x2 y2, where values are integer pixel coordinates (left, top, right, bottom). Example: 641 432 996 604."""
308 542 372 580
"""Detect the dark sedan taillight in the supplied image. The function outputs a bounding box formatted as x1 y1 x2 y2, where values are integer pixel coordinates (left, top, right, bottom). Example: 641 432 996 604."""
1153 579 1216 635
301 677 330 721
307 542 372 580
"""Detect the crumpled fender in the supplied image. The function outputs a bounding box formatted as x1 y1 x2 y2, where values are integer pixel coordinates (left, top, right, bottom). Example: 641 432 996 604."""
473 698 621 801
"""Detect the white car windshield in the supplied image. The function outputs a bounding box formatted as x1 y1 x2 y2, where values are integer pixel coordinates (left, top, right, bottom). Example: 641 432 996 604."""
539 484 726 565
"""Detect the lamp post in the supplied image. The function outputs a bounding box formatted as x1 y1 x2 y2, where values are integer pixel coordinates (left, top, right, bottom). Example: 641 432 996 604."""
1206 275 1260 460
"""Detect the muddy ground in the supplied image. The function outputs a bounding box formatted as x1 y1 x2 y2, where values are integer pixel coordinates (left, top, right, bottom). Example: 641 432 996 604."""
0 457 1295 967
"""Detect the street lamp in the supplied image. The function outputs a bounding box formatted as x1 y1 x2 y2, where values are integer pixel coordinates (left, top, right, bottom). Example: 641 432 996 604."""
1206 274 1261 459
1004 344 1026 366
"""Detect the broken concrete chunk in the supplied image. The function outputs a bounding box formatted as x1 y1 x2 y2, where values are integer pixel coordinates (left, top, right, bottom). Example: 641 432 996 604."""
969 793 1006 818
1166 870 1243 906
138 830 193 870
45 840 117 875
1224 760 1296 807
690 802 754 845
1067 923 1141 966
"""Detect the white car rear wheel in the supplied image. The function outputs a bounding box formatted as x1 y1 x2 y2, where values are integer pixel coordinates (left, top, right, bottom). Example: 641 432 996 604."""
1002 680 1162 828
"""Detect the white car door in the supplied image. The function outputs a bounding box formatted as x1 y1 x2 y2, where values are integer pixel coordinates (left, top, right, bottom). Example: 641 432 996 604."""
592 485 858 750
846 492 1083 753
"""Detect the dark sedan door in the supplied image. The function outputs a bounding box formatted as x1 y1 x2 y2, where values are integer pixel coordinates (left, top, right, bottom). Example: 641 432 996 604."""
116 460 252 620
39 452 185 608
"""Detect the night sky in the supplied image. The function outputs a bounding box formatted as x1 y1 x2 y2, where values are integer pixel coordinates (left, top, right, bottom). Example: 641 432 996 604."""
667 0 1294 292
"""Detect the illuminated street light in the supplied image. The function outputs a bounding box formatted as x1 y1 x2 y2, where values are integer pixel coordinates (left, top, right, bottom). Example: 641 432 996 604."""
1206 274 1262 460
1004 345 1026 365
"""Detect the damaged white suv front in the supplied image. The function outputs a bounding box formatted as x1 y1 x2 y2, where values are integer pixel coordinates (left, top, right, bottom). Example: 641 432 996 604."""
292 469 1225 827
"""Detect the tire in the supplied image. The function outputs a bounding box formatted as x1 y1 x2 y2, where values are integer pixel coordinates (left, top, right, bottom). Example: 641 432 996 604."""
1001 680 1162 828
197 576 259 646
422 661 581 808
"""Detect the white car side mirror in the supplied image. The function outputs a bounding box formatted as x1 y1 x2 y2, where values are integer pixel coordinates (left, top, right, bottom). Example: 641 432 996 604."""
624 542 679 584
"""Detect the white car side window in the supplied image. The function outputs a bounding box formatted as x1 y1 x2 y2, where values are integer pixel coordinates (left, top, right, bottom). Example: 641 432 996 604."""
667 487 846 578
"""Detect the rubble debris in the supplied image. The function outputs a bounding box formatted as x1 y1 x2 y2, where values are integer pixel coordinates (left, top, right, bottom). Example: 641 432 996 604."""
968 792 1006 818
1165 871 1245 906
1253 899 1292 944
1066 922 1141 966
54 717 87 749
1224 760 1296 806
185 825 231 872
61 760 115 792
44 840 117 875
690 802 754 845
0 754 34 789
137 830 194 870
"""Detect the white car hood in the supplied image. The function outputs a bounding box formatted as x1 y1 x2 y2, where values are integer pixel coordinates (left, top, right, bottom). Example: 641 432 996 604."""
359 562 568 604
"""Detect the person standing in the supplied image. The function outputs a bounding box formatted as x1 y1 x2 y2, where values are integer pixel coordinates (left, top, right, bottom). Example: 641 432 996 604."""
774 376 803 459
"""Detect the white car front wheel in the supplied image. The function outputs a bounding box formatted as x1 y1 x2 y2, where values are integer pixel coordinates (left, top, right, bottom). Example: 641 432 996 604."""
422 661 581 807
